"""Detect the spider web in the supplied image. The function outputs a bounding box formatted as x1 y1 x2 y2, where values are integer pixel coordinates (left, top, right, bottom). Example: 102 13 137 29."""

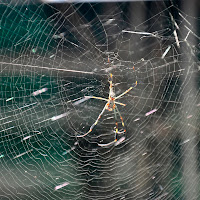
0 0 200 199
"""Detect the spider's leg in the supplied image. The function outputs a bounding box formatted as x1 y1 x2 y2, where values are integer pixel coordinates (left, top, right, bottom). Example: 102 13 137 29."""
113 107 119 142
85 96 109 102
77 103 107 137
115 101 126 106
73 96 108 106
115 81 137 100
80 96 126 106
114 105 126 134
74 96 125 106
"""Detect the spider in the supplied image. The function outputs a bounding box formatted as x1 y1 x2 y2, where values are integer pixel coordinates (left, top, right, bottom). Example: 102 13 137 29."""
77 63 137 144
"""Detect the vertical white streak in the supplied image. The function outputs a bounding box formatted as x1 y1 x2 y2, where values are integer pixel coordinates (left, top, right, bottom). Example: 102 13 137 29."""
173 30 180 48
179 13 191 25
13 149 33 159
145 109 157 116
169 13 179 30
54 182 69 190
51 112 68 121
161 46 171 59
